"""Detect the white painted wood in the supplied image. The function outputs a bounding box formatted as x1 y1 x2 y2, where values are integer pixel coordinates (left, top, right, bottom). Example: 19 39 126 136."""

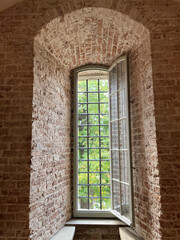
51 227 75 240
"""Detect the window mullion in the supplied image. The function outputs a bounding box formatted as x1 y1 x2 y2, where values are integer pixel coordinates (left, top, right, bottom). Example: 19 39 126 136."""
86 79 90 210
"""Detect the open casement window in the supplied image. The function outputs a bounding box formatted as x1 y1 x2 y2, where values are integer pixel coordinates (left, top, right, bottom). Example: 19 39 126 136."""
73 56 134 226
109 56 134 226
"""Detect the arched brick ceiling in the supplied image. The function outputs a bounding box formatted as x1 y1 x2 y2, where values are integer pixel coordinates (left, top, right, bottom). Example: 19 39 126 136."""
0 0 179 12
34 8 149 70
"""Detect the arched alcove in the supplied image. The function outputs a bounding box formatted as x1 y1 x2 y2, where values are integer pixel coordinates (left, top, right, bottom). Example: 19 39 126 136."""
30 7 159 240
0 1 179 240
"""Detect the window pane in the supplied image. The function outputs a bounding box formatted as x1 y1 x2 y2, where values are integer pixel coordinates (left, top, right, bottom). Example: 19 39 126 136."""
89 198 100 210
89 149 99 160
89 137 99 148
78 80 86 92
118 88 126 118
110 67 117 94
88 104 98 114
101 149 109 159
78 104 87 114
111 151 120 180
100 125 109 136
78 149 87 160
89 173 100 184
102 185 110 197
100 104 109 114
111 121 119 149
78 137 87 148
78 161 87 172
88 80 98 91
120 151 129 183
79 173 88 184
121 184 130 219
112 180 121 214
89 115 99 125
101 161 110 172
78 126 87 136
102 198 111 210
89 185 100 197
100 92 108 102
89 126 99 136
99 79 108 91
88 93 98 102
119 119 127 149
78 115 87 125
78 93 87 103
100 137 109 148
78 198 88 209
100 115 109 125
110 92 118 120
101 173 110 184
89 161 100 172
78 185 88 197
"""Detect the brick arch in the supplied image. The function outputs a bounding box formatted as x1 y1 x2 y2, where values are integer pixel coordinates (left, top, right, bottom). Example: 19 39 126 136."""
31 7 160 240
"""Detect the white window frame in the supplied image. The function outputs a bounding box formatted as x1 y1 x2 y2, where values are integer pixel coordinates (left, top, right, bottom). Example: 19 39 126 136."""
73 57 134 224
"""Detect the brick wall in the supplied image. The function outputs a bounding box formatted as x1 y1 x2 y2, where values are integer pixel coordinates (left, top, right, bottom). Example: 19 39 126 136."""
0 0 179 240
29 42 72 239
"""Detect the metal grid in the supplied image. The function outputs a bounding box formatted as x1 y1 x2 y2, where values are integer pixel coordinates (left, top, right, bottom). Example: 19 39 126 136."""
77 78 110 210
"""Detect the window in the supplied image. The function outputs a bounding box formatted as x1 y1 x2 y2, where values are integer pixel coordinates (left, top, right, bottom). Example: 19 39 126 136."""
73 56 134 226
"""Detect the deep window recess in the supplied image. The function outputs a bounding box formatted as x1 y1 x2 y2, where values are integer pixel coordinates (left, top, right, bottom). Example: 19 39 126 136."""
73 57 134 225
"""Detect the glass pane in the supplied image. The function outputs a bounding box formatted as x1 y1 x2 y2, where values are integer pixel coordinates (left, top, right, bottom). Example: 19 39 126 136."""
89 149 99 160
78 161 87 172
88 80 98 91
101 173 110 184
120 151 129 183
118 88 126 118
89 115 99 125
100 115 109 125
100 137 109 148
110 66 117 94
78 149 87 160
100 125 109 136
88 104 98 114
111 151 120 180
89 198 100 210
78 93 87 103
119 119 127 149
78 126 87 136
101 161 110 172
88 93 98 102
111 121 119 149
110 92 118 120
102 198 111 210
102 185 110 197
78 198 88 209
78 185 88 197
100 92 108 102
78 137 87 148
101 149 109 160
89 161 100 172
112 180 121 213
89 173 100 184
100 104 109 114
78 80 86 92
121 184 130 219
117 60 126 90
78 104 87 114
79 173 88 184
89 126 99 136
78 114 87 125
89 137 99 148
99 79 108 91
89 185 100 197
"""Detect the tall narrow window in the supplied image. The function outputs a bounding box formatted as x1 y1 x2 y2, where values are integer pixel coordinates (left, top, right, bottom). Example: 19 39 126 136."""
73 57 134 225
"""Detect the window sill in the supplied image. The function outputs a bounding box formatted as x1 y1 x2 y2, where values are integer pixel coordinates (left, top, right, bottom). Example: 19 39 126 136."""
65 218 127 227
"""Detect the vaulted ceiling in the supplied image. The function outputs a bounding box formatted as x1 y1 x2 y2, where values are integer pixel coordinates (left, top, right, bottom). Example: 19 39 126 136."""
0 0 179 13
